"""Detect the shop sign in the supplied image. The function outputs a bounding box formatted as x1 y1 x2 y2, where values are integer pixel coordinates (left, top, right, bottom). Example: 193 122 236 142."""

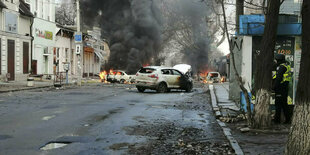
35 28 53 40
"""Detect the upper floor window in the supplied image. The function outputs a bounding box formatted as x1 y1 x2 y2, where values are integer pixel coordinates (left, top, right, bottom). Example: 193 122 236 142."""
5 12 18 33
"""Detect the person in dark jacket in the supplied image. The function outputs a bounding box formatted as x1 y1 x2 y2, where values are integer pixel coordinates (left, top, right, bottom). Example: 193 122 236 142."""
273 54 291 124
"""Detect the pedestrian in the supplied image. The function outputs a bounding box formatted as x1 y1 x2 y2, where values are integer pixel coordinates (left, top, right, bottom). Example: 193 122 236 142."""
273 54 292 124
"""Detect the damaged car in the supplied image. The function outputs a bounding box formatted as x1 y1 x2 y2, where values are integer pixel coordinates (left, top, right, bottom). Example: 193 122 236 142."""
106 70 132 83
135 66 193 93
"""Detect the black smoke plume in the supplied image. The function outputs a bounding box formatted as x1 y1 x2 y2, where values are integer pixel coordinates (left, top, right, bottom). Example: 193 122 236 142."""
81 0 162 74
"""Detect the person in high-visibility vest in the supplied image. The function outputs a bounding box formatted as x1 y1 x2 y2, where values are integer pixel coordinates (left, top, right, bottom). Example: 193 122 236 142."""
272 54 292 124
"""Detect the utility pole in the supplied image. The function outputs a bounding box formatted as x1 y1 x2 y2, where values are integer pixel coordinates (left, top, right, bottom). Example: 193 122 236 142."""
76 0 82 86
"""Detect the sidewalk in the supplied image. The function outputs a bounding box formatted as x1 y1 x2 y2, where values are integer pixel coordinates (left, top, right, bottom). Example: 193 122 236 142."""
0 80 54 93
0 77 104 93
211 83 289 155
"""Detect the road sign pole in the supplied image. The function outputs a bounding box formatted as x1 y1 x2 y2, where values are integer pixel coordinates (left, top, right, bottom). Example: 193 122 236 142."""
76 0 82 86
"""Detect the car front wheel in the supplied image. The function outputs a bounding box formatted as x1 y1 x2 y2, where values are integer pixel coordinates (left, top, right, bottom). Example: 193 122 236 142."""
157 83 167 93
136 86 145 93
120 79 125 84
185 82 193 92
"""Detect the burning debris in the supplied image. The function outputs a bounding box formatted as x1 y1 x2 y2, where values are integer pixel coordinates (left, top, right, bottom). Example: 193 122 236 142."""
81 0 163 74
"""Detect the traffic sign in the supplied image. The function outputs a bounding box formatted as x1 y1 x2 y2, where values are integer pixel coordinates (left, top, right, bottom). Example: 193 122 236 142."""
75 32 82 43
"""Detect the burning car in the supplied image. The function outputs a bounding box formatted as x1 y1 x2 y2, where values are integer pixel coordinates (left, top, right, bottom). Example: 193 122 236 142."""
206 72 221 83
135 66 193 93
99 70 133 84
106 70 132 83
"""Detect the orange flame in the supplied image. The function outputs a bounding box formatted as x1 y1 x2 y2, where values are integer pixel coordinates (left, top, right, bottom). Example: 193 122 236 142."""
221 77 225 83
99 71 107 82
143 64 150 67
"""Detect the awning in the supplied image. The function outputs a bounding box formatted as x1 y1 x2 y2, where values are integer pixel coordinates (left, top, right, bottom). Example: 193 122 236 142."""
84 46 94 53
94 50 104 61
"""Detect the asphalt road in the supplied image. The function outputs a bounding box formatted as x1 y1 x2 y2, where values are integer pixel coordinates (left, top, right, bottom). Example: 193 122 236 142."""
0 83 232 155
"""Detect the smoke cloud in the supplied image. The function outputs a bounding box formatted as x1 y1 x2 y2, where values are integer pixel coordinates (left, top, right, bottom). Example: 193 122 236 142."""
81 0 216 74
163 0 212 73
81 0 163 74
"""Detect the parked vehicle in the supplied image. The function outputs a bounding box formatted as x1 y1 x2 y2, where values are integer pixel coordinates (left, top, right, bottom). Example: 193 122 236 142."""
135 66 193 93
206 72 221 83
106 70 131 83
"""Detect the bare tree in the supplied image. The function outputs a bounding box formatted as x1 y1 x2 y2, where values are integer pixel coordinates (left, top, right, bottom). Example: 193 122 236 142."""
220 0 253 125
285 1 310 154
56 0 76 25
159 0 222 72
252 0 281 129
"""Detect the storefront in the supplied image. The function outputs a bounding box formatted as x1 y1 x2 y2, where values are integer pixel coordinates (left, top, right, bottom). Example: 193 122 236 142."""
32 18 56 75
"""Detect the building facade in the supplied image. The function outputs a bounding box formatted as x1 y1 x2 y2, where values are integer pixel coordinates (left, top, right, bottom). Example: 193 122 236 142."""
231 1 302 104
55 24 78 82
28 0 56 75
0 0 33 81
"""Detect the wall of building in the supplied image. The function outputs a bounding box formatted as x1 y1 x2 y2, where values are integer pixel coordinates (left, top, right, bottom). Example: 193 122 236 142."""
280 0 301 15
55 33 77 80
29 0 55 22
32 17 56 75
229 37 243 101
3 0 19 12
0 1 32 81
19 16 31 36
241 36 252 91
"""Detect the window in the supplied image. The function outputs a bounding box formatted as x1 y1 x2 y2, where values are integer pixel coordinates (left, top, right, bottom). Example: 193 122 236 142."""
35 0 38 10
5 12 18 33
139 68 155 74
161 69 171 75
172 70 182 75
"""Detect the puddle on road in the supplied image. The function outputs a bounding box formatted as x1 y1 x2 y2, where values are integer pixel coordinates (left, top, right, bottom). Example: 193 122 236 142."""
40 142 72 150
0 135 13 140
42 115 56 121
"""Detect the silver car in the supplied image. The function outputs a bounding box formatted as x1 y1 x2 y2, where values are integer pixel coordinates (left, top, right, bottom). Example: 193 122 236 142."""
135 66 193 93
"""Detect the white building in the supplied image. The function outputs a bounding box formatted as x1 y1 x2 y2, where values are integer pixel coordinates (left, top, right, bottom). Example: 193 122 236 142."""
0 0 33 81
55 24 77 82
28 0 56 76
82 27 110 77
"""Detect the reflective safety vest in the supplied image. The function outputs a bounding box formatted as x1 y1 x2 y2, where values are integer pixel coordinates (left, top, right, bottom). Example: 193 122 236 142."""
273 63 292 83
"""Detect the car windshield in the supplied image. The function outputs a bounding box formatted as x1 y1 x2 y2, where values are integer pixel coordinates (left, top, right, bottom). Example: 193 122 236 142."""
209 73 219 77
139 68 156 74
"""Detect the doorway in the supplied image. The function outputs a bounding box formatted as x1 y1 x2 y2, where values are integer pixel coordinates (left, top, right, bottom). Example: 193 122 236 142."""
7 40 15 81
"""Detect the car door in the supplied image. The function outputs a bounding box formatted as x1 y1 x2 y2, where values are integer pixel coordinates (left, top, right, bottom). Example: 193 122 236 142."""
161 69 174 87
170 69 182 88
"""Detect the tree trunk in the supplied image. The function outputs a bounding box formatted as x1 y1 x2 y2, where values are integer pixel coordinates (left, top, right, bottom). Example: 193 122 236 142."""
285 1 310 154
236 0 244 34
252 89 271 128
252 0 280 129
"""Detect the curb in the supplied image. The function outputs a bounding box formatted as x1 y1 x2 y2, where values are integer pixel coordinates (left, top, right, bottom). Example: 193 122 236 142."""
0 83 77 94
209 85 221 118
0 85 53 94
209 84 244 155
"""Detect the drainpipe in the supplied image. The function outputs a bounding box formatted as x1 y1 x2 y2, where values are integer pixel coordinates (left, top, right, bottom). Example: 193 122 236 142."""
30 16 34 75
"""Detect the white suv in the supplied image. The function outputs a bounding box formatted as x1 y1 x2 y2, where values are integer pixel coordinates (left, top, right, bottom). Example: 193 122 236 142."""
135 66 193 93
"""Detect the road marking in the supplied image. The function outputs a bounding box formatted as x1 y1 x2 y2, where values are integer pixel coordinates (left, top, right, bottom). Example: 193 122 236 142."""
42 115 56 121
